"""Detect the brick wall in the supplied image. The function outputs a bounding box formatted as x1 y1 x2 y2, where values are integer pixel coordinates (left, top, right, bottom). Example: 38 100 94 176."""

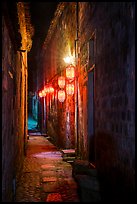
78 2 135 200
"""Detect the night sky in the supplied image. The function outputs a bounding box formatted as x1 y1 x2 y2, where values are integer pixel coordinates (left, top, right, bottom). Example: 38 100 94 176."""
28 2 58 92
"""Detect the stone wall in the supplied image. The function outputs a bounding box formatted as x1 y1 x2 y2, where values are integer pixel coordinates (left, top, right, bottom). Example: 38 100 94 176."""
78 2 135 200
2 16 24 201
2 6 30 200
2 17 15 201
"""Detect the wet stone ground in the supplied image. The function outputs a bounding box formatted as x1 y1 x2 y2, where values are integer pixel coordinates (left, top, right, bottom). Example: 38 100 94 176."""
15 135 80 202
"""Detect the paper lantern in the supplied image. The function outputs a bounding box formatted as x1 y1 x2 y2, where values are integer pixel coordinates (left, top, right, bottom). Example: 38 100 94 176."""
66 83 74 95
44 85 54 94
58 76 65 88
58 90 65 102
39 91 43 97
66 65 75 80
49 87 54 93
42 90 46 97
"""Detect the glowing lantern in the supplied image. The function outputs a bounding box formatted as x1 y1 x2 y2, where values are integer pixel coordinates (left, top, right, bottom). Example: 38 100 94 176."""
66 65 75 80
49 87 54 93
58 76 65 88
66 83 74 95
58 90 65 102
39 91 43 97
44 85 54 94
42 90 46 97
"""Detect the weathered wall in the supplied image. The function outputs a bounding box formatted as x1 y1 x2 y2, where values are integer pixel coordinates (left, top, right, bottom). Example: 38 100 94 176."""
2 16 15 201
2 2 32 200
2 16 25 201
42 2 77 149
15 51 27 178
78 2 135 200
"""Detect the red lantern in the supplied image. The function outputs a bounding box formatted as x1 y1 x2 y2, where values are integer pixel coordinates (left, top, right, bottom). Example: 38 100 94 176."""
66 65 75 80
44 85 54 94
66 83 74 95
58 90 65 102
49 87 54 93
39 91 43 97
58 76 65 88
42 90 46 97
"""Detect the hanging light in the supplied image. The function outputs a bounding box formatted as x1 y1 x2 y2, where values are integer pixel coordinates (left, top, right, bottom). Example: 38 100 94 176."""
44 85 54 94
49 87 54 93
64 56 71 64
42 90 46 97
66 65 75 80
66 83 74 95
58 90 65 102
39 91 43 98
58 76 65 88
63 56 75 64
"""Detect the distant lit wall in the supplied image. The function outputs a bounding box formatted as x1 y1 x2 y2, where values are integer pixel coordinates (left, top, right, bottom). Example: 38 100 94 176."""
39 2 76 148
32 93 38 121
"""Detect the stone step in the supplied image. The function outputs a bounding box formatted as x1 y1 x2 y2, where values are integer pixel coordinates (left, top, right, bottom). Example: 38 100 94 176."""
63 156 76 162
61 149 76 158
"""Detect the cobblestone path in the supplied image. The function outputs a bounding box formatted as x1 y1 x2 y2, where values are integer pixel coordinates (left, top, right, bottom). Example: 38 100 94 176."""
15 135 80 202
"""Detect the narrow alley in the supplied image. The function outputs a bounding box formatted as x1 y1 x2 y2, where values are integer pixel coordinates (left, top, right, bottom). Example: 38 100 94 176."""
2 2 135 202
15 116 101 202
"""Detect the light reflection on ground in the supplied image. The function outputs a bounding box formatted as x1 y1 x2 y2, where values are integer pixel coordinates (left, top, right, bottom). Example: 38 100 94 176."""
32 151 62 159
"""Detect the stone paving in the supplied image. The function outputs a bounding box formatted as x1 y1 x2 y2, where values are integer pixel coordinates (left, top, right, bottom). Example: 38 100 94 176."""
15 134 80 202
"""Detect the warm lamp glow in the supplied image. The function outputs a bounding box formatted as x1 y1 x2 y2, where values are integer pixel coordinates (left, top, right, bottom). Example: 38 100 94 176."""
58 90 65 102
64 55 75 65
39 91 43 97
58 76 65 88
64 56 71 64
49 87 54 93
42 90 46 97
44 86 49 93
66 83 74 95
44 85 54 94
